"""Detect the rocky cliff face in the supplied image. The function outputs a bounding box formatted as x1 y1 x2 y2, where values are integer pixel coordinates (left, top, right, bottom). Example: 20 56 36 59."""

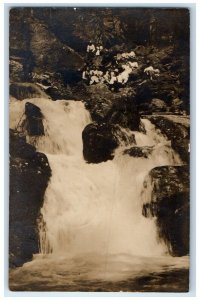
28 16 83 73
142 165 189 256
9 122 51 268
10 9 84 82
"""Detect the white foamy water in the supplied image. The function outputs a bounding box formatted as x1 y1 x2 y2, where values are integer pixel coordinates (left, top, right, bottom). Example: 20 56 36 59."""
9 97 188 289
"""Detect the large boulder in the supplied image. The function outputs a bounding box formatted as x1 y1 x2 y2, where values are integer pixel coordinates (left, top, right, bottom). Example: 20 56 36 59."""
81 83 118 122
9 130 51 268
24 102 45 136
142 165 189 256
10 129 35 159
82 123 119 163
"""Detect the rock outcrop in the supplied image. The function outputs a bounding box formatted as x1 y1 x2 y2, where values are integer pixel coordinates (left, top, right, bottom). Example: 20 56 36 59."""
106 96 140 131
78 83 141 131
10 9 84 83
9 129 51 268
82 123 119 163
29 16 83 73
142 165 189 256
147 116 190 164
22 102 45 136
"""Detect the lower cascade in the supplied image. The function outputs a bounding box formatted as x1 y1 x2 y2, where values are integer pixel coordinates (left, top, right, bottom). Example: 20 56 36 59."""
10 97 188 283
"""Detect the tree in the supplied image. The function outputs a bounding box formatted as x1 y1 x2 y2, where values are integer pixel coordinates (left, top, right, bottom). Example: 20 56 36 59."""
72 8 125 46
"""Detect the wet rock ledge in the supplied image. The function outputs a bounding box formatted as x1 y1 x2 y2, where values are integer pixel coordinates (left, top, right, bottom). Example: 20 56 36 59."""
146 115 190 164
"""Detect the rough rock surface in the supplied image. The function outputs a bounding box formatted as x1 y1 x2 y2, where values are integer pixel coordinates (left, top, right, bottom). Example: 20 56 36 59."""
9 129 51 268
150 98 167 112
106 96 140 131
142 165 189 256
124 146 153 158
10 82 49 100
82 123 119 163
77 83 141 131
29 17 83 73
10 10 84 83
9 59 26 82
147 116 190 164
22 102 45 136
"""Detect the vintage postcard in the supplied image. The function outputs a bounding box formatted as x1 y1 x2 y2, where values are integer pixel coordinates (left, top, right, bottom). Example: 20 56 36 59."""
9 7 190 292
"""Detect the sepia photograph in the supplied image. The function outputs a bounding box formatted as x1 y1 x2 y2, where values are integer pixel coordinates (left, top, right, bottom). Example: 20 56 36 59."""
9 6 190 292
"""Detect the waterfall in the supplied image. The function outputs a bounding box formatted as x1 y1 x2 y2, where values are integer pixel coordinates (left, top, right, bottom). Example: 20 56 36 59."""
10 97 182 261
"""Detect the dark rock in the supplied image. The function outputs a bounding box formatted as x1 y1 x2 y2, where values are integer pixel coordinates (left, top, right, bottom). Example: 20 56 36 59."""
76 84 140 130
150 165 189 199
32 71 78 101
45 86 67 100
80 83 117 121
128 69 141 82
25 102 43 118
135 45 188 114
147 116 189 164
10 129 36 159
10 82 49 100
124 146 153 158
171 97 184 113
30 70 82 101
160 54 173 65
24 102 44 136
9 59 26 82
82 123 119 163
150 98 167 112
56 68 82 86
112 125 136 146
136 77 177 106
10 11 84 85
142 165 189 256
155 192 189 256
134 45 149 56
106 95 141 131
28 15 83 73
136 81 154 103
9 131 51 268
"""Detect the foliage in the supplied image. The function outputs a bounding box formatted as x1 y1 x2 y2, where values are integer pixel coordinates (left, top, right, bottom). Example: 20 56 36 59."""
72 8 125 46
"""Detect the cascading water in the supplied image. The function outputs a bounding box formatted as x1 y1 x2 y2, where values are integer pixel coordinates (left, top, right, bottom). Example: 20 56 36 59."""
9 97 189 290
